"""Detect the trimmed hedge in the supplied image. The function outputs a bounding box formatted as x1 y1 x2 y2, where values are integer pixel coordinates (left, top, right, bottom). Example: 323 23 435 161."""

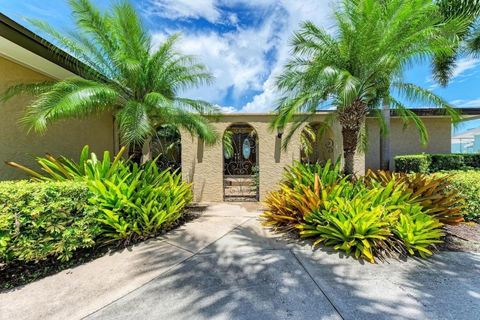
0 181 99 264
394 155 431 173
436 171 480 221
395 153 480 173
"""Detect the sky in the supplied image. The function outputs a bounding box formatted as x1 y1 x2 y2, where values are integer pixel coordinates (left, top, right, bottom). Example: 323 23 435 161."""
1 0 480 134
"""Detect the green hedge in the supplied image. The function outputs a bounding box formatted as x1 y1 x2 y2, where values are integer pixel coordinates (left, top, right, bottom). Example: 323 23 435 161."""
395 153 480 173
394 155 431 173
437 171 480 221
0 181 99 264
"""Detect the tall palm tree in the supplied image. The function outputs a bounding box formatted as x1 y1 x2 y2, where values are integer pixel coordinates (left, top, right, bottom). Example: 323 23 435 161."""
0 0 218 161
434 0 480 86
273 0 462 175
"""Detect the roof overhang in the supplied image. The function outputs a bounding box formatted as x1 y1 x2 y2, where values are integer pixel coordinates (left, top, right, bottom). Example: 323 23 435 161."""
209 108 480 118
0 13 82 79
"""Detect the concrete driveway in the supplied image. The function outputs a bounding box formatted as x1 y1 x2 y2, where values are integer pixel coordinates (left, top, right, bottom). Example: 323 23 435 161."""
1 203 479 320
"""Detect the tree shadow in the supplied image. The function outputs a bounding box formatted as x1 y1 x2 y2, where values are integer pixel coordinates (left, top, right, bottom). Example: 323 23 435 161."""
88 222 341 320
88 217 480 320
292 245 480 319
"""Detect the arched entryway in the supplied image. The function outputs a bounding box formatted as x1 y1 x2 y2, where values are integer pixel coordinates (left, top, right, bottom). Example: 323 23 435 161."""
300 122 335 165
223 123 259 201
151 124 181 172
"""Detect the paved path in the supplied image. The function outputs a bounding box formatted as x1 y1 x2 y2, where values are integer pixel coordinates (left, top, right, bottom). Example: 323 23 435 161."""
1 203 479 320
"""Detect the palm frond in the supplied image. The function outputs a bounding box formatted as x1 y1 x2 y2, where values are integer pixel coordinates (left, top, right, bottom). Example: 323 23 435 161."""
389 96 429 145
116 101 152 144
393 82 462 123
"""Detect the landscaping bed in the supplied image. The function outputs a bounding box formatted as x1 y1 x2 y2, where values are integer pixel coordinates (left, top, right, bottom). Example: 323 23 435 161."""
0 207 200 291
261 161 472 263
1 146 194 290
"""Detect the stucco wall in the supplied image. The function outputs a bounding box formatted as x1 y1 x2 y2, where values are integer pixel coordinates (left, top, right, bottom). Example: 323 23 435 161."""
0 56 115 180
366 117 451 170
181 114 348 202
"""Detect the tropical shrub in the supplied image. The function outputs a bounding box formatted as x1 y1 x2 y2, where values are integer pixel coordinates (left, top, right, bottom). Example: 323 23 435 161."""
364 170 464 224
262 161 345 232
7 145 128 181
393 213 443 258
394 154 431 173
0 181 98 264
395 153 480 172
437 171 480 221
89 161 192 244
262 161 448 262
8 146 193 244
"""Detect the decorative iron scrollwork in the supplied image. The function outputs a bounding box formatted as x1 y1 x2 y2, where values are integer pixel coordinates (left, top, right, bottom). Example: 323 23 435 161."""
224 125 257 176
325 138 334 154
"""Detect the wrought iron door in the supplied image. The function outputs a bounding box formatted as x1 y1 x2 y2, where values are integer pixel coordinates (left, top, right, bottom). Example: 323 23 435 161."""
223 125 258 201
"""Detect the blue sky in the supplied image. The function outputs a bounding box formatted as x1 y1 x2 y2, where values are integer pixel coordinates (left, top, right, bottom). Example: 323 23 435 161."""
1 0 480 133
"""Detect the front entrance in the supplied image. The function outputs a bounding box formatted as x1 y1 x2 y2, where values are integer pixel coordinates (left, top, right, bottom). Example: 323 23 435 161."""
223 124 259 201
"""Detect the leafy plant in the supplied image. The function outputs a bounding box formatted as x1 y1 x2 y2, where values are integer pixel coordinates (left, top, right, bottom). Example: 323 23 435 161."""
394 154 432 173
394 213 443 258
364 170 464 224
89 161 192 244
7 146 193 244
7 145 128 181
299 200 392 263
437 170 480 221
262 160 343 232
262 162 447 263
283 160 345 191
0 181 98 264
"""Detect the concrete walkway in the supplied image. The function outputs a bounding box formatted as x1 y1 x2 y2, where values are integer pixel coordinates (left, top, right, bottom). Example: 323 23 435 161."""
1 203 479 320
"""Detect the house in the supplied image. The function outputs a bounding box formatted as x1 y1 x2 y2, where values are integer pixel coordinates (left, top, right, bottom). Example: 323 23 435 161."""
1 13 478 202
452 127 480 153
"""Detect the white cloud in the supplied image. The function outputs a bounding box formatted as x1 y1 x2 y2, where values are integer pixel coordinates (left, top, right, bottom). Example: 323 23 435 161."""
451 57 480 79
450 98 480 108
152 9 283 105
148 0 335 112
217 105 237 113
236 0 335 112
146 0 220 23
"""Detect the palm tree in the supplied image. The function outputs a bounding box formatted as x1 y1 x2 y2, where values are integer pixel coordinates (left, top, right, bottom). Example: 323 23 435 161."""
434 0 480 85
0 0 218 161
273 0 462 175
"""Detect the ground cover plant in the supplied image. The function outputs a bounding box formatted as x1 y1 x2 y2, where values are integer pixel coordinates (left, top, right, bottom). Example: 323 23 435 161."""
262 161 463 263
436 170 480 222
1 146 193 288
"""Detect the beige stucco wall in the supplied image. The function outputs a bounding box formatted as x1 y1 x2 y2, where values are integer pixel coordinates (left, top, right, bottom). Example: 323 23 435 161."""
366 117 451 170
181 113 349 202
0 56 115 180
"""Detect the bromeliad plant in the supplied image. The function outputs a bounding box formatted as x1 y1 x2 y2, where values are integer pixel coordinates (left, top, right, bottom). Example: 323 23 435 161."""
262 161 454 263
89 161 192 244
7 145 128 181
7 145 193 245
364 170 464 224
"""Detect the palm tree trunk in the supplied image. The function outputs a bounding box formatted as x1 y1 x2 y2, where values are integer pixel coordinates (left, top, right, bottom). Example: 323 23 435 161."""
129 144 143 164
342 126 360 176
141 136 152 164
338 100 368 176
380 99 391 171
